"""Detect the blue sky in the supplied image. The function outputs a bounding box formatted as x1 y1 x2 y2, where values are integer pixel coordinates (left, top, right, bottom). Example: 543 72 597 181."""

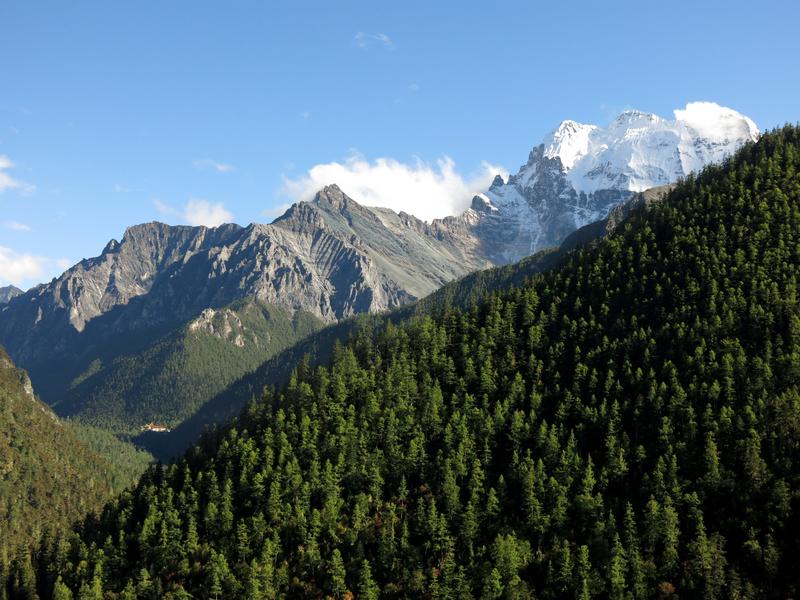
1 0 798 288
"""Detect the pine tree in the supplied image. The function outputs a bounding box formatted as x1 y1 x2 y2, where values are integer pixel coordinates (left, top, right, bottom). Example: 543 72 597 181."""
51 578 73 600
574 545 592 600
481 568 503 600
357 560 380 600
329 549 347 599
608 534 628 600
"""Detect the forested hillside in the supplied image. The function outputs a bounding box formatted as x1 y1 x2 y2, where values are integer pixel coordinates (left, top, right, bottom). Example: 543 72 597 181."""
144 238 574 460
144 186 672 461
10 126 800 598
0 348 151 571
57 299 323 437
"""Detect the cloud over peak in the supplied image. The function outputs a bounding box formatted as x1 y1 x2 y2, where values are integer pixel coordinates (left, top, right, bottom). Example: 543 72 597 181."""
280 154 506 223
0 246 70 288
673 101 759 140
155 198 233 227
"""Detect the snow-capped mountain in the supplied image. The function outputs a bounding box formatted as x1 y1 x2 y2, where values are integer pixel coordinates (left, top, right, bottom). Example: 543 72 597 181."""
472 102 759 262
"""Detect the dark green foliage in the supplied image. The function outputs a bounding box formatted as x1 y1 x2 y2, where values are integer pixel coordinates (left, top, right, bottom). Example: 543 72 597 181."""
68 424 154 491
412 247 564 315
11 127 800 598
149 234 579 461
144 311 375 460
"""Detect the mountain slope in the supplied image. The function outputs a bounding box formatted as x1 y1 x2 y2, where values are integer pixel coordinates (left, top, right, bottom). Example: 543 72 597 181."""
0 104 755 437
23 126 800 598
0 348 150 558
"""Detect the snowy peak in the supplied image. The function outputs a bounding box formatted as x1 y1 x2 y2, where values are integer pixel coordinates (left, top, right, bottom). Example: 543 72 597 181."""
473 102 758 262
673 102 760 175
542 120 596 170
528 101 759 195
609 109 664 130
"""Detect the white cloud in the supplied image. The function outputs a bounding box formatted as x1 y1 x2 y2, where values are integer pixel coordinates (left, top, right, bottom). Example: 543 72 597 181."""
673 101 759 140
193 158 235 173
154 198 233 227
113 183 131 193
301 111 312 120
183 199 233 226
280 154 507 222
0 246 69 288
354 32 394 49
3 221 32 232
0 154 34 194
153 198 177 218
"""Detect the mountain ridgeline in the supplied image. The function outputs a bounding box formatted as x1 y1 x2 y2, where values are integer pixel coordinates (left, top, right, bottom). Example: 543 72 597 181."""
13 127 800 598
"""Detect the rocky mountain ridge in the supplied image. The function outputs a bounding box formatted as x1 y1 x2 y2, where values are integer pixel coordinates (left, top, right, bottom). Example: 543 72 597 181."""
0 186 493 405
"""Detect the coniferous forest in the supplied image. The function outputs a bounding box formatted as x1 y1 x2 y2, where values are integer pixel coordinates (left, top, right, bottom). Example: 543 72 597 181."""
5 127 800 598
0 347 151 577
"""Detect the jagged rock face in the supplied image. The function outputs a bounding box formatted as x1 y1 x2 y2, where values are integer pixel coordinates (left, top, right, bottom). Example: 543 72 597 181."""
0 186 493 390
463 150 631 263
466 103 759 263
188 308 253 348
0 286 22 305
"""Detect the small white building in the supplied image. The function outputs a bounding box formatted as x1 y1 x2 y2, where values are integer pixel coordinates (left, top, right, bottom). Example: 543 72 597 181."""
141 422 171 433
